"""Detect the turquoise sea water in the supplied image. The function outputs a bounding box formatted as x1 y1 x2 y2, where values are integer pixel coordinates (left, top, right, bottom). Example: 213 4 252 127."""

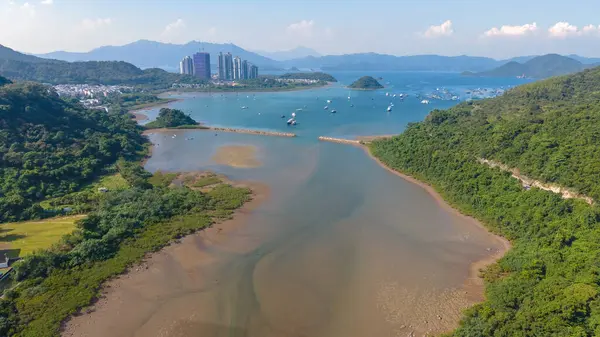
140 72 528 336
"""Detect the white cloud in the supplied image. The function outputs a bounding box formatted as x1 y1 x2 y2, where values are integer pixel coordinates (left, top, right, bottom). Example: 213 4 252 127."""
483 22 538 37
158 18 187 43
286 20 315 38
582 24 600 35
548 22 579 38
162 18 185 35
81 18 112 30
423 20 454 38
40 0 53 5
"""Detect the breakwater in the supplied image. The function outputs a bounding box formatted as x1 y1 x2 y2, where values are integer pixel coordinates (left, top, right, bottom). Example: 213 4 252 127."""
317 136 362 145
208 127 296 137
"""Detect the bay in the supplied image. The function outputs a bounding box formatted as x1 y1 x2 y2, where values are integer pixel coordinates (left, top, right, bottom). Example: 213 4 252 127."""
69 72 528 337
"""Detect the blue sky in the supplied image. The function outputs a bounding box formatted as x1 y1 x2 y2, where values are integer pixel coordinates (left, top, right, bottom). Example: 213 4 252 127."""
1 0 600 59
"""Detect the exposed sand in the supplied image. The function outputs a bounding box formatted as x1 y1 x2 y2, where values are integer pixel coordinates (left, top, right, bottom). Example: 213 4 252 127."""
362 145 511 296
131 112 148 122
212 145 262 168
61 181 270 337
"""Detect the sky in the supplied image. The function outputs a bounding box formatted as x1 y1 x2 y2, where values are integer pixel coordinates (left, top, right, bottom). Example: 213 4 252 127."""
1 0 600 59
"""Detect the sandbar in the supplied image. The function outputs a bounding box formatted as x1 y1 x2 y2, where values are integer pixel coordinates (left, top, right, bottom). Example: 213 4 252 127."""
212 145 262 168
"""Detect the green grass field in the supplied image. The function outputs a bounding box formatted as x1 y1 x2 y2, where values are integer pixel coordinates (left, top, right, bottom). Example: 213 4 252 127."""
94 173 129 191
0 216 83 257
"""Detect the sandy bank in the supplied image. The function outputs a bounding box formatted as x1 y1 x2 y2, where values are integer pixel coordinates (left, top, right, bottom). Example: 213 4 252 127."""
130 112 148 122
362 145 511 295
61 179 270 337
212 145 262 168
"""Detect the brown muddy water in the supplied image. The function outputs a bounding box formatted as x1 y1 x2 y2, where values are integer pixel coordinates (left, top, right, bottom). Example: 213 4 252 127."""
63 130 505 337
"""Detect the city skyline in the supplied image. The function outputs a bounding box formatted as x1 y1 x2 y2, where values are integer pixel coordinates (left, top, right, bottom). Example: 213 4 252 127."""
181 51 258 80
1 0 600 59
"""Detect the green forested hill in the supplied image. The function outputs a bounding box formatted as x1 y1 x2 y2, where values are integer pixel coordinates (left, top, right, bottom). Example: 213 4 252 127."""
145 108 197 128
0 82 146 222
465 54 587 79
348 76 383 89
0 59 203 87
371 66 600 336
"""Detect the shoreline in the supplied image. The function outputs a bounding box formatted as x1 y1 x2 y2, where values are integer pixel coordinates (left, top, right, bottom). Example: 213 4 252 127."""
61 175 270 337
361 145 511 295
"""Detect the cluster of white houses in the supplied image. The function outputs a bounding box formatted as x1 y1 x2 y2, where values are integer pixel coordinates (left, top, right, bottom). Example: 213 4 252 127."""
179 51 258 81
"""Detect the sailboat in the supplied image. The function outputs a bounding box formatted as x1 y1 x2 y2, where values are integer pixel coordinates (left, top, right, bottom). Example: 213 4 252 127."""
387 105 392 112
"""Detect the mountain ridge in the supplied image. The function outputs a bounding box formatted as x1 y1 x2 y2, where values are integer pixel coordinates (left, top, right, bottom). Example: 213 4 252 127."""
38 40 282 71
252 46 321 61
463 54 588 78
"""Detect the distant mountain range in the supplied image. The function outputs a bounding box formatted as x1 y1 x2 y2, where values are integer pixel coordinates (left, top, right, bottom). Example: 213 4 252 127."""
280 53 504 72
252 46 321 61
7 39 599 75
37 40 282 71
463 54 594 79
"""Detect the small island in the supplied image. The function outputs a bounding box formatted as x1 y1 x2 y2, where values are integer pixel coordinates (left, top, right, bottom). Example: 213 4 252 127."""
144 108 201 129
348 76 384 90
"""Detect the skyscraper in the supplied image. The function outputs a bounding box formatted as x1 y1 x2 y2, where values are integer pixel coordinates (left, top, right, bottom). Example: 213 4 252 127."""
193 52 211 80
179 56 194 75
241 60 249 80
224 53 233 80
233 56 242 80
217 52 225 80
250 64 259 79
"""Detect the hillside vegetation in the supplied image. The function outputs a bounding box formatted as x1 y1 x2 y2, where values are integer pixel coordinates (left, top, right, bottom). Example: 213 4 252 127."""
0 82 146 222
370 66 600 336
0 59 204 87
0 175 250 337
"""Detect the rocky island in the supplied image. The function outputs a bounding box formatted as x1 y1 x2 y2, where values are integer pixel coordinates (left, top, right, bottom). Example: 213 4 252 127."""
348 76 384 90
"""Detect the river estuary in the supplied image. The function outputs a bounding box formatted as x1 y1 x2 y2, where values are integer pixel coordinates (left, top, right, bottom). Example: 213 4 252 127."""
64 71 527 337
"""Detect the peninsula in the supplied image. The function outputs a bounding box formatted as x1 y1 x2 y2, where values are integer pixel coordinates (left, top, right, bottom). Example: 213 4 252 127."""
348 76 384 90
